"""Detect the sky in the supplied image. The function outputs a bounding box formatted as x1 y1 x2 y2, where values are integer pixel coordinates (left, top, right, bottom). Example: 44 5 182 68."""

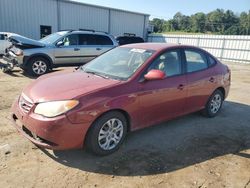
73 0 250 19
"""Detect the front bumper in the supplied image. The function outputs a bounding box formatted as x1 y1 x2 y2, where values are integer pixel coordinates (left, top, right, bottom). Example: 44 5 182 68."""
1 54 18 68
2 51 25 69
11 98 90 150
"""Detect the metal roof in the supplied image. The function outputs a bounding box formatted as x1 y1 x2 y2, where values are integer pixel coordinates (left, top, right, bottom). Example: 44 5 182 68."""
60 0 150 16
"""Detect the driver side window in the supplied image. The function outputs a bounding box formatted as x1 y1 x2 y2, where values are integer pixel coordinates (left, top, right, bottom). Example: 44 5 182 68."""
62 34 79 46
148 50 182 77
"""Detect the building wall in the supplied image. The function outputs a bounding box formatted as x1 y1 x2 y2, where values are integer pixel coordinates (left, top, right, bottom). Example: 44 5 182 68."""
0 0 149 40
110 10 145 37
59 1 109 32
148 34 250 63
0 0 58 39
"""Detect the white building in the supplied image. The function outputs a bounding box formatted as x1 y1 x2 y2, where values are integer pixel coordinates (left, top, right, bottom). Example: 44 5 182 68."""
0 0 150 39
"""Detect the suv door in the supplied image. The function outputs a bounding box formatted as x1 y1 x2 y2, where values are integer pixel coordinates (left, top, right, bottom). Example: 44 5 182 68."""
183 48 217 113
54 34 82 64
138 49 187 129
78 34 114 63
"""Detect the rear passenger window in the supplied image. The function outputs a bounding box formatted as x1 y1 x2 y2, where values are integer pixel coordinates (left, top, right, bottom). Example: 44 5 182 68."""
208 56 217 67
185 50 208 73
79 34 113 45
79 34 96 45
95 35 113 45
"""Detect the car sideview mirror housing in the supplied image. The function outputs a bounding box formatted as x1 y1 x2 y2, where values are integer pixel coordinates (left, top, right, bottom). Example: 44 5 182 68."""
144 69 165 81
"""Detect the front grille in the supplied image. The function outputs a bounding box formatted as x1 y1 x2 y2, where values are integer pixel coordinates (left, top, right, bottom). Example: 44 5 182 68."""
19 94 34 113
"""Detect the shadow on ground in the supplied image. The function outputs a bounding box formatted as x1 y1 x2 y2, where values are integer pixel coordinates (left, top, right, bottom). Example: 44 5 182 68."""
41 101 250 176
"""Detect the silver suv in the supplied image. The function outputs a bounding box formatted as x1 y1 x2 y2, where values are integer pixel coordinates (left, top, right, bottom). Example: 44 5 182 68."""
4 30 118 76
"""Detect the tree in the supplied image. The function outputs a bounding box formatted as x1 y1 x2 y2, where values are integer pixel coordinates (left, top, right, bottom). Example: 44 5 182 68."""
190 12 206 33
239 11 250 35
150 9 250 35
206 9 225 33
150 18 166 33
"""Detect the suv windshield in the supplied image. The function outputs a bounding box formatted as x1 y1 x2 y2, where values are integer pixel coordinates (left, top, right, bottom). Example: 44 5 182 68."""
39 31 68 44
81 47 155 80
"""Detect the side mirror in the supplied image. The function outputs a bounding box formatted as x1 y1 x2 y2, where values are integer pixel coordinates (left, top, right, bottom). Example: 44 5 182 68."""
144 69 165 81
56 41 64 47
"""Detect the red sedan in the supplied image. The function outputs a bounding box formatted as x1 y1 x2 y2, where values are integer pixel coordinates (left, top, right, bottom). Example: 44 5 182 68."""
11 43 231 155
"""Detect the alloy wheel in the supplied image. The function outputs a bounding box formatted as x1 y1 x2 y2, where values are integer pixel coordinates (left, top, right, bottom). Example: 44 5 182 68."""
210 93 222 114
32 61 47 75
98 118 124 150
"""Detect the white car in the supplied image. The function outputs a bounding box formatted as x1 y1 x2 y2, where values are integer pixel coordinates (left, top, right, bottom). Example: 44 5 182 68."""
0 32 19 55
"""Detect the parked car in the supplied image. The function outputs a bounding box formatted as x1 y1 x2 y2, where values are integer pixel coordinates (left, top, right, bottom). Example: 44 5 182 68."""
4 30 118 76
0 32 19 55
116 34 144 45
11 43 231 155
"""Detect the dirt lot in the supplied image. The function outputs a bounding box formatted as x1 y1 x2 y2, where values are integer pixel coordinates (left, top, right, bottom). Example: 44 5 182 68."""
0 62 250 188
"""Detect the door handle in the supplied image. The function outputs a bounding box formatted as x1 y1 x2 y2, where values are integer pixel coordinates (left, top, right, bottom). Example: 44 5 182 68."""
177 84 184 90
209 77 215 83
96 48 102 51
74 48 80 51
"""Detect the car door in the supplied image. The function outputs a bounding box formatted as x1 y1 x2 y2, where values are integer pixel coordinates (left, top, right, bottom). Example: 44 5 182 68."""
78 34 114 63
54 34 82 64
183 48 218 113
137 49 187 129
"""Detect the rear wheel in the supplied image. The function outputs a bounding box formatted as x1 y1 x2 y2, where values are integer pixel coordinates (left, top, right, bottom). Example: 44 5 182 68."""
26 57 50 77
202 90 224 118
86 111 127 155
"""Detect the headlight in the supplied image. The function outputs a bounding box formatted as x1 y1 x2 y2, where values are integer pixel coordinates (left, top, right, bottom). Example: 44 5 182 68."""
34 100 79 118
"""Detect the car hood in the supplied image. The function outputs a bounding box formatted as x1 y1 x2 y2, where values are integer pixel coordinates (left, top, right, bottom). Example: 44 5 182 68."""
23 70 121 103
9 35 46 48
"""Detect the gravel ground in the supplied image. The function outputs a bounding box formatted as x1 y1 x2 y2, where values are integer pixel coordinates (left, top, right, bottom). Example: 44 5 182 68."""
0 62 249 188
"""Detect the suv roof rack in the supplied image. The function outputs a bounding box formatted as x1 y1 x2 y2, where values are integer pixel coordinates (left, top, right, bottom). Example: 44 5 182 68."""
124 33 136 37
59 29 75 32
78 29 109 34
79 29 95 32
96 30 109 34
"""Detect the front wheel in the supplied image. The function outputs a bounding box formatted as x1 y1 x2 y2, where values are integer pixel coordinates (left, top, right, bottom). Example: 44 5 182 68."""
86 111 128 155
202 90 224 118
26 57 50 77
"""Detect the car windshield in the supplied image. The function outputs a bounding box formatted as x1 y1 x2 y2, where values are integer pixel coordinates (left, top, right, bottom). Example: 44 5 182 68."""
81 47 155 80
39 31 68 44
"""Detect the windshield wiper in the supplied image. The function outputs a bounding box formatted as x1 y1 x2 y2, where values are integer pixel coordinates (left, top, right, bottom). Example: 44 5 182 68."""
85 70 109 79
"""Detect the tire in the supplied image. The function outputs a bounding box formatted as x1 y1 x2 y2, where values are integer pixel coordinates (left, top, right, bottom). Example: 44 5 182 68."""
202 89 224 118
86 111 128 156
26 57 50 77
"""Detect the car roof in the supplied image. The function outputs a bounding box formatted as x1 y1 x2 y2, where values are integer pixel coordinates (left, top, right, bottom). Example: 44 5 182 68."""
70 30 111 36
120 43 199 51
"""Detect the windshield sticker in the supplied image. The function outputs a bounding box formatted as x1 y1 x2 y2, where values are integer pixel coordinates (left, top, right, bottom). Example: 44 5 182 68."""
130 48 146 53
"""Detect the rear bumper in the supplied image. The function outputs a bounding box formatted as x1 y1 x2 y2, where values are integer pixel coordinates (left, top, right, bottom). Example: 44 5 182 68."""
11 98 90 150
224 85 230 99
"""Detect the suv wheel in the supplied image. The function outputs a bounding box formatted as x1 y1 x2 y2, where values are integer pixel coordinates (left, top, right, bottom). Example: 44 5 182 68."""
27 57 50 76
86 111 127 155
